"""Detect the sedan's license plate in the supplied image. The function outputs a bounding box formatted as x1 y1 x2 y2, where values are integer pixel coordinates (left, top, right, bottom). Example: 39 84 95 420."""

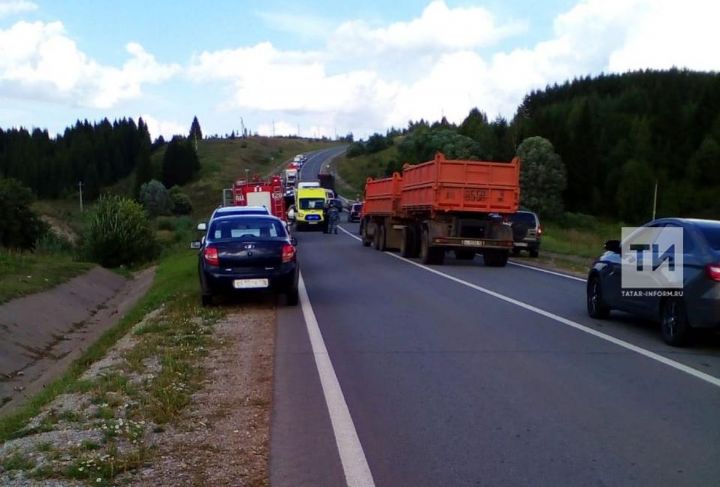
515 242 528 247
462 239 485 247
233 279 269 289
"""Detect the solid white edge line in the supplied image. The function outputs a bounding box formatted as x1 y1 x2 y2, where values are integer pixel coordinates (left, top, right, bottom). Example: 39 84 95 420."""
508 260 587 282
298 273 376 487
338 225 720 389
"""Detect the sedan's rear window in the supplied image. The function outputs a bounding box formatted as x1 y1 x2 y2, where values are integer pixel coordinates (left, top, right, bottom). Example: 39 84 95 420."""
697 222 720 251
209 218 286 241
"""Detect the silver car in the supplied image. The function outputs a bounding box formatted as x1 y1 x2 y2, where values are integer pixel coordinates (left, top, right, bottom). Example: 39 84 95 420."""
586 218 720 346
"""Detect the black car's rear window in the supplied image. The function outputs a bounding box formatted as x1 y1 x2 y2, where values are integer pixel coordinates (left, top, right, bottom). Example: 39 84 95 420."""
510 212 536 225
696 221 720 251
208 218 286 241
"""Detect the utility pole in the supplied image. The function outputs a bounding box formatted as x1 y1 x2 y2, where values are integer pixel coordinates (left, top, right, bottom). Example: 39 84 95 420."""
240 117 246 138
652 180 658 220
272 121 275 138
78 181 84 212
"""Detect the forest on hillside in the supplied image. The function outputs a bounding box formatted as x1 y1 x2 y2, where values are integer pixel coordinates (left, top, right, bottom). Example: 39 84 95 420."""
349 69 720 221
0 118 152 200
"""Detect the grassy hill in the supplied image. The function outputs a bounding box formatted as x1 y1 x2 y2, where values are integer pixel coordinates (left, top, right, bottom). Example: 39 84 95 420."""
185 137 337 218
335 144 399 198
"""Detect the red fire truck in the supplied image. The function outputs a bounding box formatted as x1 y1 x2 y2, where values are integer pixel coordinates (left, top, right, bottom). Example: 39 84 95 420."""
232 175 286 220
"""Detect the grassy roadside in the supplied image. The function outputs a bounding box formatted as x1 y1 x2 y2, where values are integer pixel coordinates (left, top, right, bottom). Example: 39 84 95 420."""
0 246 200 442
0 237 224 484
512 218 624 276
0 251 93 304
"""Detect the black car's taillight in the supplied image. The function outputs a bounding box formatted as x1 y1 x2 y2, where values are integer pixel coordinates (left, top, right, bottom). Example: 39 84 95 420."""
203 246 219 266
282 243 296 263
706 263 720 282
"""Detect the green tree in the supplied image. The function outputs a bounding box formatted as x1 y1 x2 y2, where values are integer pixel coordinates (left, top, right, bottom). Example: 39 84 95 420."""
189 116 203 144
134 117 153 196
0 178 47 250
139 180 173 217
169 186 193 215
615 158 655 223
161 136 200 187
82 195 158 267
516 137 567 218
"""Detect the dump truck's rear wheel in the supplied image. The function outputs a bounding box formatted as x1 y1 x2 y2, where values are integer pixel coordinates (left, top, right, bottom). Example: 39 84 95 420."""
420 228 444 265
401 227 417 257
378 224 387 251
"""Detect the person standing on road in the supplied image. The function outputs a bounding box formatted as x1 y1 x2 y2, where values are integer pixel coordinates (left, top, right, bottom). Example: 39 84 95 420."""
327 201 340 234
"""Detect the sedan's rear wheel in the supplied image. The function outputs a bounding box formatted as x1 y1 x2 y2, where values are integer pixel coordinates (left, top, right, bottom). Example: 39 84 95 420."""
586 275 610 319
660 298 691 346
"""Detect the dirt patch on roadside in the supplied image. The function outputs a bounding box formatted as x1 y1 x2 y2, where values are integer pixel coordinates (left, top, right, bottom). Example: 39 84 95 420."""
125 303 276 486
0 267 156 414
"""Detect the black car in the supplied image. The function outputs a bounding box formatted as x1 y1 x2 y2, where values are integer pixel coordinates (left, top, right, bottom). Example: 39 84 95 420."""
587 218 720 346
193 215 299 306
349 202 363 222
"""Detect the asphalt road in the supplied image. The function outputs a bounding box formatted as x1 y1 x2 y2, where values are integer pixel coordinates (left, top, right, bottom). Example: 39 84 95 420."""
271 151 720 486
298 146 347 184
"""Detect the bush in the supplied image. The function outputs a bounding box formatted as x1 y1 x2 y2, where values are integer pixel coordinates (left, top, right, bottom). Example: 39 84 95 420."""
0 178 47 250
139 180 173 217
557 212 599 229
156 216 176 231
169 186 193 215
83 195 158 267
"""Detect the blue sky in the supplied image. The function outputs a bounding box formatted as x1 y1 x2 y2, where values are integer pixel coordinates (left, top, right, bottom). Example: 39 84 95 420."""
0 0 717 140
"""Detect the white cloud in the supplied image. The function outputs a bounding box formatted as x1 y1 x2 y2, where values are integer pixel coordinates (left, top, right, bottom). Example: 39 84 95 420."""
141 114 186 140
0 20 180 108
0 0 37 18
187 0 720 138
607 0 720 72
331 0 525 56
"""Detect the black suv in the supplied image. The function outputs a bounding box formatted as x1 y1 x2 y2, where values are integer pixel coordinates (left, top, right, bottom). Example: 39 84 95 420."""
509 211 541 257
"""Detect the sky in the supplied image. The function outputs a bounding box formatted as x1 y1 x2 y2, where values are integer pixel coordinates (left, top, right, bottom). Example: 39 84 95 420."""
0 0 719 140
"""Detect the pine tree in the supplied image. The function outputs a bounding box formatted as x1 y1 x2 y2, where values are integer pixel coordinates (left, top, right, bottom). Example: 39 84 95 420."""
189 116 202 149
134 118 153 196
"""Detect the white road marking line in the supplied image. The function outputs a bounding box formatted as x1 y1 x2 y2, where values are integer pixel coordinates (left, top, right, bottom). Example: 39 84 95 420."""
298 274 376 487
339 225 361 241
339 225 720 389
508 260 587 282
385 253 720 389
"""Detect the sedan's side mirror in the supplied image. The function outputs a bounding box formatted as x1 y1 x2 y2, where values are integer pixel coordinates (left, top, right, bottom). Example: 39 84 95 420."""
604 239 621 254
197 222 207 231
190 241 202 250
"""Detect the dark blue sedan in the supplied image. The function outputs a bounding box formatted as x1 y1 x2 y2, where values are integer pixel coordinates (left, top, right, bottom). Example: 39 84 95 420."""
587 218 720 346
193 215 299 306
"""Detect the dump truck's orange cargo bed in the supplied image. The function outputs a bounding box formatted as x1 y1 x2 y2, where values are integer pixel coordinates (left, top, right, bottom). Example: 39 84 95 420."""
400 153 520 213
363 172 403 216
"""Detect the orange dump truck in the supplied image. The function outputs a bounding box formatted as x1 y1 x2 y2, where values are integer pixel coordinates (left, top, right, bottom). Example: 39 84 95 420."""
361 152 520 266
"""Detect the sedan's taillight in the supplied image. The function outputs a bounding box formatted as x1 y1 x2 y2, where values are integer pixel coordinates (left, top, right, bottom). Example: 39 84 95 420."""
706 263 720 282
282 243 296 263
203 246 219 266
